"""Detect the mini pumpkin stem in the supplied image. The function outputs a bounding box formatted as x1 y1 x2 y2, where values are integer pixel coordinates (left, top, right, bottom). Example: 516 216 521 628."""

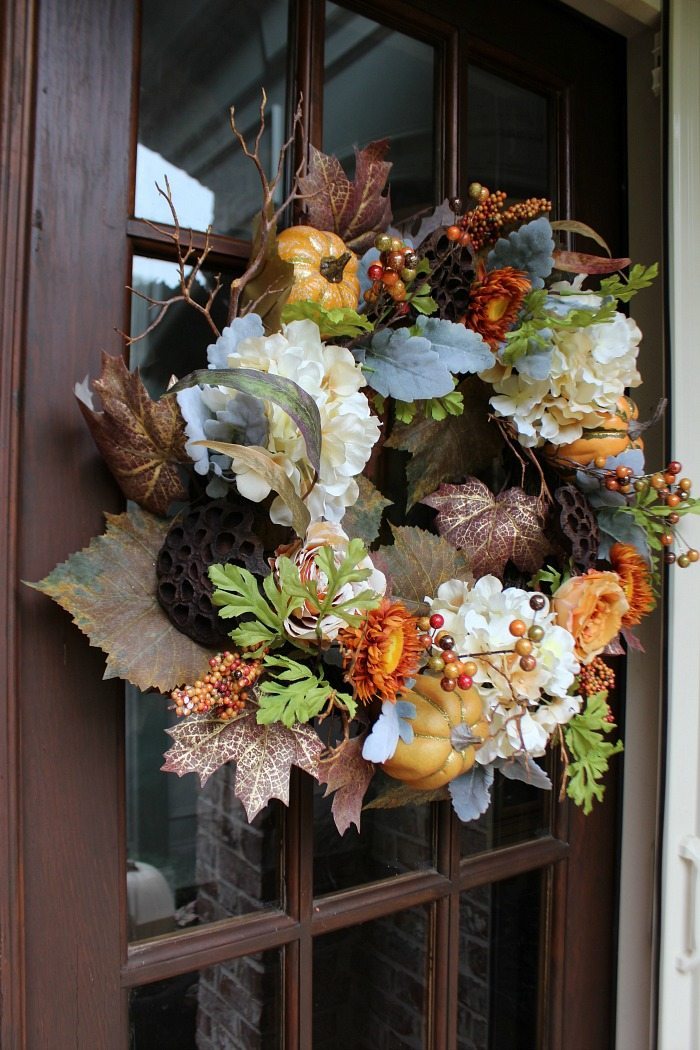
320 251 352 284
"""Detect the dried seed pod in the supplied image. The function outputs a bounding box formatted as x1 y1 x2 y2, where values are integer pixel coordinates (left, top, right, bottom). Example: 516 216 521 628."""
156 498 269 647
419 227 475 321
555 485 600 570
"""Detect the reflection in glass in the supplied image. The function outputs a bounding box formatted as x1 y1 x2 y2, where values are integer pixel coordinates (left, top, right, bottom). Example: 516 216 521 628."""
314 769 435 895
313 906 430 1049
126 688 280 942
467 66 549 200
136 0 290 238
458 870 544 1050
460 761 552 856
129 256 234 398
324 3 436 219
129 949 282 1049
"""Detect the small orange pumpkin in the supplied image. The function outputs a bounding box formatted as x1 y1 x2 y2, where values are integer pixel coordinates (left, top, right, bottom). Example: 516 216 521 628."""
545 395 643 468
382 674 489 790
277 226 361 310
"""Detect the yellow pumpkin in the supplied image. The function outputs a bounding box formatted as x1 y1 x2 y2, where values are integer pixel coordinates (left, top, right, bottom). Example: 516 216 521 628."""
545 395 643 468
277 225 361 310
382 674 489 790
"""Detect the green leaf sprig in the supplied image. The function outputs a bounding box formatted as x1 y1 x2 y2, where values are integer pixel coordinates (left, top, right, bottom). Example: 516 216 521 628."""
563 692 624 814
256 654 356 726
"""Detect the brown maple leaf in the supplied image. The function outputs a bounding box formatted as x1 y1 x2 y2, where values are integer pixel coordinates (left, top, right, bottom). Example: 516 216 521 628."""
340 475 392 546
162 709 324 820
422 479 550 580
373 525 473 607
386 377 504 508
318 735 374 836
364 780 450 810
76 353 189 515
299 141 392 254
29 505 212 692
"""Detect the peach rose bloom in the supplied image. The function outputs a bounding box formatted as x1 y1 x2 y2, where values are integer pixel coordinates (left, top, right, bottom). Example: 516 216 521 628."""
552 571 629 664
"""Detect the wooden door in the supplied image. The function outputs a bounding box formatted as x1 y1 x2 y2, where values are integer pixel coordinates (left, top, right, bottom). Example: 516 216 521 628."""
0 1 627 1046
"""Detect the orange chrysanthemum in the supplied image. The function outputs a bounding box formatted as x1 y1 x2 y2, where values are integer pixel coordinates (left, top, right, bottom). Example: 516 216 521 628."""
609 542 656 627
339 599 422 703
463 266 531 349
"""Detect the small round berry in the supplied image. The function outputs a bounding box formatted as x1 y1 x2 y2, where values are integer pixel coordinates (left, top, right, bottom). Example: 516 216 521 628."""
403 251 418 269
446 225 462 242
509 619 527 637
448 196 463 214
429 613 445 629
528 624 545 643
442 649 458 664
666 493 681 508
395 301 411 316
463 660 478 677
443 663 461 680
519 655 537 672
620 484 632 495
400 267 417 283
429 655 446 673
515 638 533 657
634 480 647 493
664 472 677 486
668 460 682 475
664 551 676 565
661 532 674 547
668 512 681 525
382 269 398 287
594 455 607 469
375 233 392 252
615 465 628 479
418 615 431 631
529 594 546 611
605 478 620 492
419 633 433 650
690 549 700 563
678 553 691 568
389 280 407 301
680 477 693 492
651 473 666 490
441 677 457 692
438 634 455 650
468 182 483 199
679 491 690 501
367 262 384 281
457 674 473 690
390 237 404 252
387 250 405 271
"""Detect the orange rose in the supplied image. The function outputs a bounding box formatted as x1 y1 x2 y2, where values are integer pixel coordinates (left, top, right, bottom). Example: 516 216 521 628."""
552 571 629 664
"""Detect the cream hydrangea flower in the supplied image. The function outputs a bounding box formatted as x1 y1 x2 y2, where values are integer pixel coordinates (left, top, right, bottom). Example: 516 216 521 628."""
427 575 580 763
178 317 380 525
480 282 642 447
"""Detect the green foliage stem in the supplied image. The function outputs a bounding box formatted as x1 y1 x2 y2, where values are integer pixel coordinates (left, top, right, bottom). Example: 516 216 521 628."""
564 692 624 814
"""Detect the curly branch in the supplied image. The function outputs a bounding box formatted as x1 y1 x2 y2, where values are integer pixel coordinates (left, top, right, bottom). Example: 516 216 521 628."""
120 176 222 346
227 89 306 323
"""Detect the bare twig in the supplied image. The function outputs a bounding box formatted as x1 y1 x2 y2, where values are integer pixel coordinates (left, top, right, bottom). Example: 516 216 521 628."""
227 89 307 324
119 176 222 346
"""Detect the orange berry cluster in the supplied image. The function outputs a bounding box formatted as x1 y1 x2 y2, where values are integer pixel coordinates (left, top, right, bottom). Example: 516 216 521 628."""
595 458 699 567
418 596 547 693
364 233 419 310
445 184 551 252
578 656 616 698
170 650 263 719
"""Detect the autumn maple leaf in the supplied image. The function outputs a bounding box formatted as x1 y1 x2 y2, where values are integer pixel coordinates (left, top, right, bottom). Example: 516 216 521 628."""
299 141 393 254
318 735 374 836
422 479 550 579
75 353 189 515
162 709 324 821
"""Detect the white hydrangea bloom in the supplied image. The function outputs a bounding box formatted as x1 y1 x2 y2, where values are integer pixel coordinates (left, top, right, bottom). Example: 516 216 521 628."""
177 317 380 525
480 283 642 447
427 575 580 763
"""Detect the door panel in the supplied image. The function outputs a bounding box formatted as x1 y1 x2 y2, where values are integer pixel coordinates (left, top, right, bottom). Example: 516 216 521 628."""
1 1 627 1046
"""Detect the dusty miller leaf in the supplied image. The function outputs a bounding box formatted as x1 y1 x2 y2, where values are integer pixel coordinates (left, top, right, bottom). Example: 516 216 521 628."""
373 525 472 606
162 708 324 820
363 328 454 401
75 353 189 515
341 475 392 545
413 316 493 373
318 736 375 836
449 765 494 822
29 506 211 692
423 479 550 580
492 755 552 790
386 377 504 508
299 140 393 254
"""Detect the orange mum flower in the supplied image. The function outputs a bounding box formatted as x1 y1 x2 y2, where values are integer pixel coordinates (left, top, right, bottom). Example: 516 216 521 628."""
609 543 656 627
339 599 422 703
463 266 531 349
